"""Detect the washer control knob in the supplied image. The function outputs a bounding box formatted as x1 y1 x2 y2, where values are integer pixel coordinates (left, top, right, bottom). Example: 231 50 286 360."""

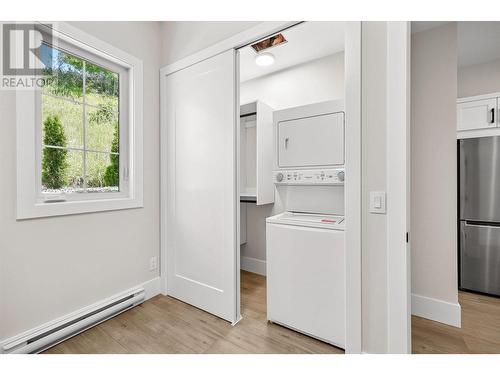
276 172 284 182
337 170 345 182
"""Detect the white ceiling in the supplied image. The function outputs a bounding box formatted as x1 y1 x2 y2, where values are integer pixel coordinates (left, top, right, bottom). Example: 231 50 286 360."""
239 22 345 82
458 22 500 67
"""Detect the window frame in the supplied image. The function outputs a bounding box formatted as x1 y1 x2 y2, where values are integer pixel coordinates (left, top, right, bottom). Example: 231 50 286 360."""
17 22 143 219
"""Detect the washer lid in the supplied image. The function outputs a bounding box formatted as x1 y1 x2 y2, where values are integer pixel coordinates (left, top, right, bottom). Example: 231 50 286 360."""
266 211 345 230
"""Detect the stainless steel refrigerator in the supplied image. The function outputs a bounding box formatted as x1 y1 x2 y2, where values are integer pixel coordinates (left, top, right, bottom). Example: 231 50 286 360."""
460 136 500 296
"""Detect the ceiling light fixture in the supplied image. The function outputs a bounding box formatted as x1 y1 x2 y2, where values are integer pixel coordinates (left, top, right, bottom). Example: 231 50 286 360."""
255 52 275 67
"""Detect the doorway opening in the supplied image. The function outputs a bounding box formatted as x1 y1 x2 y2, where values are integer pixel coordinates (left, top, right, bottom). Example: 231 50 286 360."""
410 21 500 354
236 21 347 352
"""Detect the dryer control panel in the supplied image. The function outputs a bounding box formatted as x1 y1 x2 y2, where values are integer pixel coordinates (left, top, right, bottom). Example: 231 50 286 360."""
273 168 345 185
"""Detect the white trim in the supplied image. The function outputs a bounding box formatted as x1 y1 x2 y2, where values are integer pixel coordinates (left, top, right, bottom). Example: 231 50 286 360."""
457 128 500 139
142 276 162 300
241 256 266 276
235 51 242 322
160 22 298 76
160 21 363 354
457 91 500 103
386 21 412 354
16 21 143 220
231 315 243 326
0 276 160 353
344 21 362 354
412 293 461 328
160 68 168 296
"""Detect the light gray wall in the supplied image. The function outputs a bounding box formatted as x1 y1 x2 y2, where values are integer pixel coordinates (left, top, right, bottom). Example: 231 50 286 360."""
411 23 459 304
0 21 161 340
458 57 500 98
160 21 260 66
361 21 388 354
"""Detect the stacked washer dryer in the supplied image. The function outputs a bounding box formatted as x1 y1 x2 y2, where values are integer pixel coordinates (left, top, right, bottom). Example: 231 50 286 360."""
266 100 346 349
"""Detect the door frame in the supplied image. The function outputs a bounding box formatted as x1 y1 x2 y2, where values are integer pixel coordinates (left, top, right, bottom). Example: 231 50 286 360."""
160 21 363 353
386 21 411 353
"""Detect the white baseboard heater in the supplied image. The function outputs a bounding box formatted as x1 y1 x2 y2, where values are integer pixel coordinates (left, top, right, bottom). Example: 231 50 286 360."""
1 288 145 354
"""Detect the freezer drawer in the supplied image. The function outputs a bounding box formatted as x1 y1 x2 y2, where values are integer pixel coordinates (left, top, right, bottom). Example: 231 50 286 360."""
460 221 500 295
278 112 344 168
266 223 345 347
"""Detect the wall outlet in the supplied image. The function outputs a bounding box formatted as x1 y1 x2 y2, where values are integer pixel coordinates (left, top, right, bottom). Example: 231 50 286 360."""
149 256 158 271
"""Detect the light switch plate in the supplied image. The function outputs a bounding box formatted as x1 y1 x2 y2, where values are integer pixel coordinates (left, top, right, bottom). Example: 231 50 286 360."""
369 191 386 214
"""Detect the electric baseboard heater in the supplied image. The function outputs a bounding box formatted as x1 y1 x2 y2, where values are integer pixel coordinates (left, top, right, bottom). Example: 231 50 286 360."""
1 288 145 354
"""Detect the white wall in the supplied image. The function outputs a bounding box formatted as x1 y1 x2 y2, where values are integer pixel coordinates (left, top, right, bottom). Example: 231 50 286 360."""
160 21 260 66
0 22 161 341
458 57 500 98
360 21 388 353
240 53 345 110
411 23 459 319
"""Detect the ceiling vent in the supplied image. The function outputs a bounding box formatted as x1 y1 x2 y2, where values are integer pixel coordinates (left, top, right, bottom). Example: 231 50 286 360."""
251 33 287 53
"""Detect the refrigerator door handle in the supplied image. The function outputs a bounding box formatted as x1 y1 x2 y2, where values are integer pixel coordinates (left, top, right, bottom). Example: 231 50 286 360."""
464 220 500 228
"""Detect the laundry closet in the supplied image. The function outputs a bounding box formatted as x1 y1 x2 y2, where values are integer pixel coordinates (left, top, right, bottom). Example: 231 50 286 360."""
238 22 346 347
163 21 359 352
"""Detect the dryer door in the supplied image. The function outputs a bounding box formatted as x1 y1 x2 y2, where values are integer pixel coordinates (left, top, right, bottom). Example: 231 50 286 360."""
278 112 344 168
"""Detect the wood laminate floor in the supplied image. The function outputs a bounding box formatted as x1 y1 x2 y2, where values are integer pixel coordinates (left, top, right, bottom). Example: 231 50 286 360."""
44 273 500 354
43 271 343 354
412 291 500 354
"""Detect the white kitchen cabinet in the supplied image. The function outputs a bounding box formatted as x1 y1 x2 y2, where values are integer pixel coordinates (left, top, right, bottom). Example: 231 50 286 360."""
240 101 274 205
274 101 345 169
457 97 497 131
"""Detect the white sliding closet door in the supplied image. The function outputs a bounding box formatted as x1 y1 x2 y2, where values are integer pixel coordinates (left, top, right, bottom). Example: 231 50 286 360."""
164 50 238 323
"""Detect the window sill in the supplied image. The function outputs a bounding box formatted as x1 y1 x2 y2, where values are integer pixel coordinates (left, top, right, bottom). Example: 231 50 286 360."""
17 195 143 220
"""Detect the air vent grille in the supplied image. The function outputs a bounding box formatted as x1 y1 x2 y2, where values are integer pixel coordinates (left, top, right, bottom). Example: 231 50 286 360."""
251 33 287 53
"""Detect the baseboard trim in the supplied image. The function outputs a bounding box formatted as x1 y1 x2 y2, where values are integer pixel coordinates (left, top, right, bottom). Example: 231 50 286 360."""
0 276 161 349
411 293 461 328
142 276 162 300
241 256 266 276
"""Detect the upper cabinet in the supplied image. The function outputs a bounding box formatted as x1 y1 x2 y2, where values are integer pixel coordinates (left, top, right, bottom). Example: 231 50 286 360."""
457 96 497 131
240 101 274 205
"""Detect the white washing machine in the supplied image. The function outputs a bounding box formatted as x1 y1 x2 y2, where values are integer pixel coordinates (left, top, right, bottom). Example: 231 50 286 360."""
266 211 345 348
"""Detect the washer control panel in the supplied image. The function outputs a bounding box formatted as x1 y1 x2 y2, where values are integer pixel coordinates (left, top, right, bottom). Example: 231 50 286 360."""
273 168 345 185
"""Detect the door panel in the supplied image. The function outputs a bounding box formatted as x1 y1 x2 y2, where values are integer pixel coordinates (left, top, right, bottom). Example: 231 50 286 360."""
460 136 500 222
165 50 237 323
266 223 345 346
457 98 496 131
460 221 500 295
278 112 344 168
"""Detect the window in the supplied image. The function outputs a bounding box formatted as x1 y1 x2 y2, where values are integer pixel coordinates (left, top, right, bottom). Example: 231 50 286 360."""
40 43 121 196
17 23 143 219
